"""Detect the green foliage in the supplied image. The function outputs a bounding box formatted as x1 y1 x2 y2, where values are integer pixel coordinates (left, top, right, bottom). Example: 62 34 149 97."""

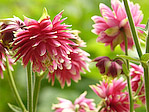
0 0 148 112
141 53 149 63
8 103 22 112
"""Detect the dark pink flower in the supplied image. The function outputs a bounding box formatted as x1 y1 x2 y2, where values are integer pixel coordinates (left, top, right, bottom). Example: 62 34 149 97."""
92 0 145 51
52 91 96 112
13 11 74 70
130 63 145 104
12 9 90 87
48 47 90 88
90 77 129 112
94 56 124 77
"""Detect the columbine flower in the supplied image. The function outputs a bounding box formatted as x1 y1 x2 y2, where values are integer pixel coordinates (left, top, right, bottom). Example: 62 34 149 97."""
130 63 145 104
0 16 24 48
52 91 96 112
0 43 14 78
52 98 75 112
48 47 90 88
92 0 144 51
93 56 124 77
90 77 129 112
12 8 90 87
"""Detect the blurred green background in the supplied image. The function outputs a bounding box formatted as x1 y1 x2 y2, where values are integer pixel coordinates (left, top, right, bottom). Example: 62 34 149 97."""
0 0 148 111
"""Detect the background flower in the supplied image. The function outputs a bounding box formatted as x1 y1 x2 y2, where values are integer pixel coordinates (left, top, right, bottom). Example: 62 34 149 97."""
92 0 145 51
52 91 96 112
48 47 91 88
130 63 145 104
90 77 129 112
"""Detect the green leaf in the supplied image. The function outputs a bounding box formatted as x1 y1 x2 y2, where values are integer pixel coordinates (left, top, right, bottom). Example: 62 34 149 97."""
8 103 22 112
38 8 49 22
117 55 140 62
122 64 129 75
141 53 149 62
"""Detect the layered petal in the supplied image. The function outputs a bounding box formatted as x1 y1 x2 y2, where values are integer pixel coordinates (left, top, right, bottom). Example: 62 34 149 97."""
92 0 145 51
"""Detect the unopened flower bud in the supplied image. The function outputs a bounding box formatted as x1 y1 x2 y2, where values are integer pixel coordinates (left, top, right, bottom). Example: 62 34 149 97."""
94 56 124 77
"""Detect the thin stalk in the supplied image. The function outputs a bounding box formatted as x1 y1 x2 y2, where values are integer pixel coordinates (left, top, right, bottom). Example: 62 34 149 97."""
5 56 27 111
123 0 149 111
134 79 143 97
27 61 33 112
123 0 142 58
98 106 105 112
123 31 134 112
33 71 46 112
126 75 134 112
145 30 149 53
142 64 149 112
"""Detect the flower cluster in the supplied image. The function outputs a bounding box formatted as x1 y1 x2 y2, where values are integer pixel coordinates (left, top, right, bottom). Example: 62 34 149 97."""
90 77 129 112
130 63 145 104
93 56 124 77
52 91 96 112
92 0 144 51
12 9 90 88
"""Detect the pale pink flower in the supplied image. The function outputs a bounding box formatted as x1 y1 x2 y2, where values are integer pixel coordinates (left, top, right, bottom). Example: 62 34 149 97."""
12 9 90 87
52 91 96 112
90 77 129 112
52 98 75 112
74 91 96 112
92 0 144 51
130 63 145 104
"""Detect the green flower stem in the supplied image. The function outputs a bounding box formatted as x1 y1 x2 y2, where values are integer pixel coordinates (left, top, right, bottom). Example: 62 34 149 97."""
123 0 149 111
134 79 143 97
145 31 149 53
123 0 142 58
142 64 149 112
123 31 134 112
33 71 46 112
27 61 33 112
5 56 27 111
126 75 134 112
98 106 105 112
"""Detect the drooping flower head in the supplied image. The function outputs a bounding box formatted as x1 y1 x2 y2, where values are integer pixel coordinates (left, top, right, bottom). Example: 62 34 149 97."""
130 63 145 104
92 0 144 51
12 8 90 87
52 91 96 112
93 56 124 77
90 77 129 112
